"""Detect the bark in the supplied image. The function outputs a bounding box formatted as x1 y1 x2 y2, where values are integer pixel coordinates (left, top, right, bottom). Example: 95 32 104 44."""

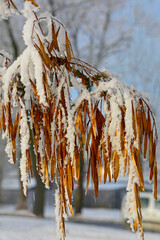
17 171 27 209
74 152 84 214
0 166 3 203
16 140 28 209
30 131 45 217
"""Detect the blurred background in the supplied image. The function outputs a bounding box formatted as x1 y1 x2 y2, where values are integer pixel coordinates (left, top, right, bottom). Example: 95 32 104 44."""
0 0 160 239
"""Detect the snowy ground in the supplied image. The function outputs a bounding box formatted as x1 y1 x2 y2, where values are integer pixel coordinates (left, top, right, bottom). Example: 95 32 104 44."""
0 205 160 240
0 205 122 223
0 215 160 240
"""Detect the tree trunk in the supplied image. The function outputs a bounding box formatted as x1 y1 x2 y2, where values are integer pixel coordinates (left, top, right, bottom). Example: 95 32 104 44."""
74 152 84 214
16 141 28 210
17 170 27 210
0 166 3 203
30 131 45 217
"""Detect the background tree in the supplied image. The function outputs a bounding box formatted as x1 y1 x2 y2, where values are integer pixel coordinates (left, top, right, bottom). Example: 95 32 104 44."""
122 1 160 173
41 0 130 68
0 137 6 203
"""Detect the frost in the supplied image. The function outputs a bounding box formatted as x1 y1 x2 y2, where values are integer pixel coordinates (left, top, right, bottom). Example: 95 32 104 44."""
55 188 66 240
19 99 30 196
22 1 39 19
3 56 21 102
0 0 18 19
19 105 30 167
31 49 47 106
5 139 14 163
38 129 45 159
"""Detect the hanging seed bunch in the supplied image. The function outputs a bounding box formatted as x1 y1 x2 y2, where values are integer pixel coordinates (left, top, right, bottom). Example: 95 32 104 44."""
0 1 158 240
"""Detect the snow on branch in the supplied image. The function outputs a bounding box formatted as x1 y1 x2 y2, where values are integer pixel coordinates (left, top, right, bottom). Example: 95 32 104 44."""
0 2 158 240
0 0 20 19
